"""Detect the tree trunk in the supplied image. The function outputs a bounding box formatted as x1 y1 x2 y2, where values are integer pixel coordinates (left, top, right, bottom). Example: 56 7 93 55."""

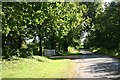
18 36 22 48
63 41 68 52
64 45 68 52
2 36 5 49
38 34 42 56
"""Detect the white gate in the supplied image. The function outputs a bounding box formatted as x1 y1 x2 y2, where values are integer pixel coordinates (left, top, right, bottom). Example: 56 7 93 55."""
44 49 55 56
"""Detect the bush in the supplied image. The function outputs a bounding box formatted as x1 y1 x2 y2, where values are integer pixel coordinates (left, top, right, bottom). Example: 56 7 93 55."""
19 48 33 58
68 46 75 53
33 48 39 55
2 47 18 59
3 47 12 59
2 47 33 59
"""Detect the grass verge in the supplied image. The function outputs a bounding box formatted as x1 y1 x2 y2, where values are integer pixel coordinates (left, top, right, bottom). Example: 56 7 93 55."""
2 56 75 78
59 52 80 56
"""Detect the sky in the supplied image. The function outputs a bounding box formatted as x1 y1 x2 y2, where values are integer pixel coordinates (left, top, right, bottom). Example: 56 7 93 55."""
104 0 112 3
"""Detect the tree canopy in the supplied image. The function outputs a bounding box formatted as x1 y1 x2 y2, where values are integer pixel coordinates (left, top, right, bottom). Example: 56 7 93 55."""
2 1 120 58
84 2 120 57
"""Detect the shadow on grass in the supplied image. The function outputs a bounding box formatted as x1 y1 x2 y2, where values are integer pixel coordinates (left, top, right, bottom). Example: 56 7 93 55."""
49 52 110 60
2 58 20 61
48 52 82 60
59 52 81 56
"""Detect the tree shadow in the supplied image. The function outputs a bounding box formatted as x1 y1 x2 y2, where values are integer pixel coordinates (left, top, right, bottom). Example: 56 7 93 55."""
82 58 120 79
49 52 83 60
49 55 81 60
49 54 110 60
49 53 120 79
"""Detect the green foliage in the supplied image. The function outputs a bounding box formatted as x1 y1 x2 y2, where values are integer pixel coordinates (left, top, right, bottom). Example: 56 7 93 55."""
59 52 80 56
18 48 33 58
3 47 13 59
84 2 120 58
2 46 20 59
33 48 39 55
3 47 33 59
2 2 88 58
3 2 120 58
68 46 79 53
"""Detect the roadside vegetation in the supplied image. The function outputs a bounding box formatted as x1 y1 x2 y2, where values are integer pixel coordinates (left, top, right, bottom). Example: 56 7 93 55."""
84 2 120 59
59 46 80 56
2 47 78 78
2 56 75 78
91 48 120 59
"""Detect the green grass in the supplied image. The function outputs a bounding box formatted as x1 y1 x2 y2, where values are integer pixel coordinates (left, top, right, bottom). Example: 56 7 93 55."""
2 56 75 78
60 51 81 56
59 47 80 56
60 52 80 56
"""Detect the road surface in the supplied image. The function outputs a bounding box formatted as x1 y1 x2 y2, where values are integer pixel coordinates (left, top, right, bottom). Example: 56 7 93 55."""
50 50 120 79
73 50 120 79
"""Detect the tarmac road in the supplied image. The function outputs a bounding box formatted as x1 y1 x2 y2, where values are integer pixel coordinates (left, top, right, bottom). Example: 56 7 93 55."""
74 50 120 79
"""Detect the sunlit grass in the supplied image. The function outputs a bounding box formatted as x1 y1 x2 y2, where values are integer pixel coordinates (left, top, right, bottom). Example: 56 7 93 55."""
60 52 80 56
59 46 80 56
2 56 75 78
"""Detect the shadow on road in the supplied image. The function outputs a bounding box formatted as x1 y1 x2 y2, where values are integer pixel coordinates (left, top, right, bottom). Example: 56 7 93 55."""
49 54 112 60
86 60 120 79
49 50 120 79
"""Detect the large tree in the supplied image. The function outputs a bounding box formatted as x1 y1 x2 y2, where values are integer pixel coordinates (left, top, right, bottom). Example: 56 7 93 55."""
84 2 120 55
2 2 89 57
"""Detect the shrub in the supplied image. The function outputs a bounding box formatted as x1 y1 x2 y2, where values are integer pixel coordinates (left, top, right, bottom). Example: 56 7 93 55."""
2 47 18 59
68 46 75 53
3 47 11 59
19 48 33 58
33 48 39 55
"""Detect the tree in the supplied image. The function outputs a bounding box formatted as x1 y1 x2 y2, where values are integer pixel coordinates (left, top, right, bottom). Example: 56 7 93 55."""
2 2 89 57
2 2 34 57
84 1 120 55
